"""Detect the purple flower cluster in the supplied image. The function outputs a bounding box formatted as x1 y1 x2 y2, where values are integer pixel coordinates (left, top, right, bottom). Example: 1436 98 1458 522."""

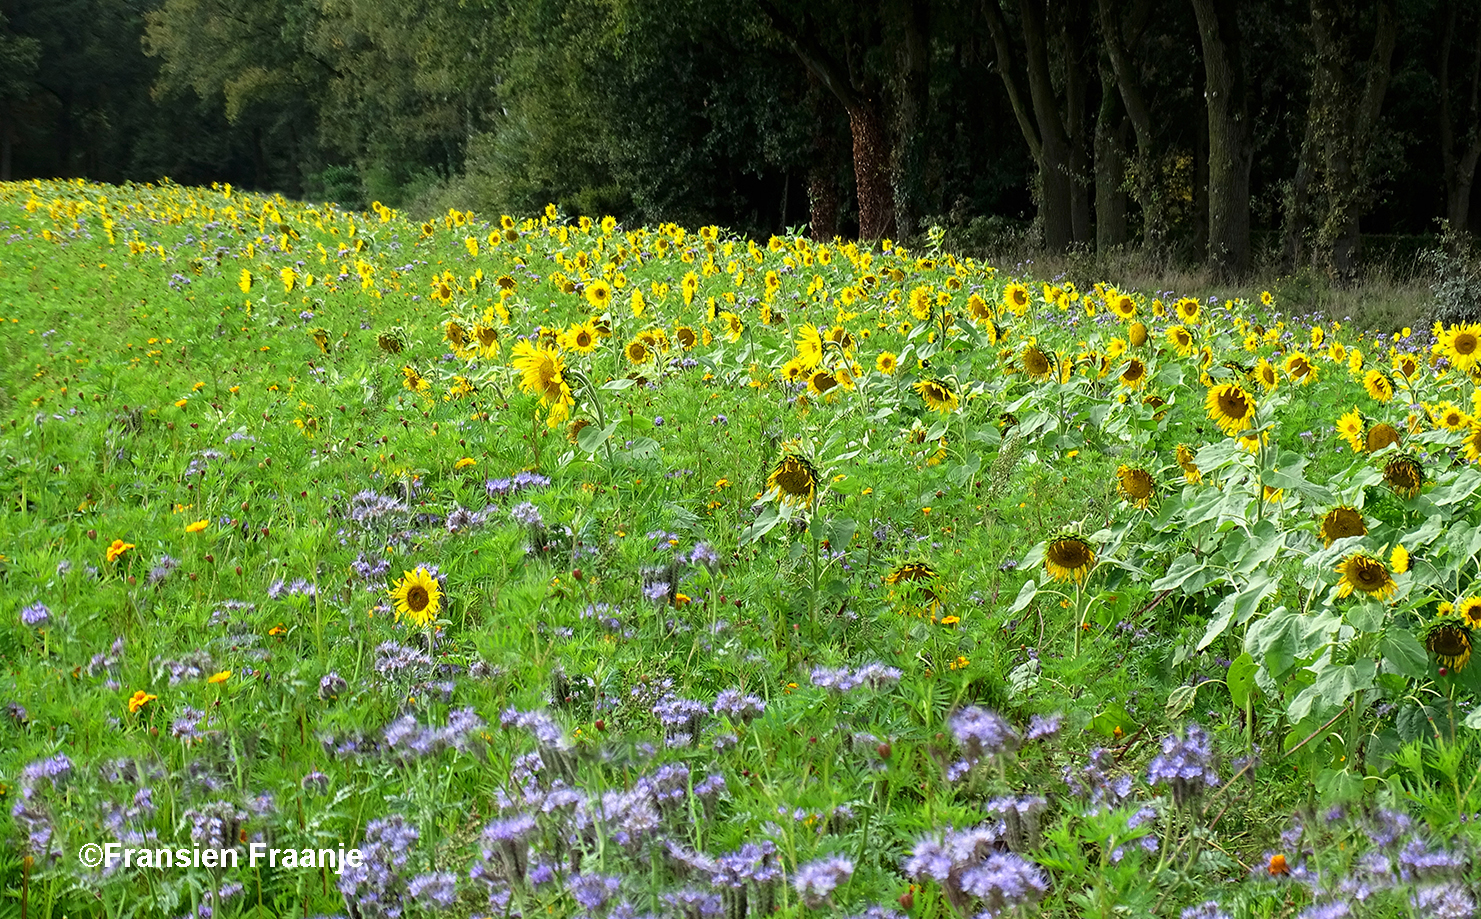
653 695 710 745
712 689 766 723
338 815 420 917
904 825 1049 916
793 855 853 908
1063 747 1134 810
383 707 486 761
809 663 903 693
1146 722 1220 806
946 707 1020 780
20 602 50 627
184 800 246 849
486 470 551 498
373 641 433 680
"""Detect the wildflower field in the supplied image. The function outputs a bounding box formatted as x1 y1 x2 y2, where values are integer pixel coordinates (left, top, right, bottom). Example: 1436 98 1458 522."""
5 178 1481 919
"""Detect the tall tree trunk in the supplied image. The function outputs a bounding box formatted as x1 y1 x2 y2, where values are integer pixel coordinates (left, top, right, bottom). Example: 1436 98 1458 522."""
1059 0 1092 245
1282 97 1318 269
1097 0 1161 249
888 0 931 239
1094 53 1129 251
1439 0 1481 238
1190 0 1252 277
807 79 844 241
0 105 12 182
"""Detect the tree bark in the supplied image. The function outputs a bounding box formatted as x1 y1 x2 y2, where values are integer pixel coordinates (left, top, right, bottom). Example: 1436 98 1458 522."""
1439 0 1481 237
1097 0 1162 248
1094 52 1129 251
0 104 12 182
888 0 931 239
1190 0 1252 277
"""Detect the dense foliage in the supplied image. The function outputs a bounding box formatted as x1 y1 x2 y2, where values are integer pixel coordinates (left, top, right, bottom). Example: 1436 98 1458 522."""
4 178 1481 917
2 0 1480 272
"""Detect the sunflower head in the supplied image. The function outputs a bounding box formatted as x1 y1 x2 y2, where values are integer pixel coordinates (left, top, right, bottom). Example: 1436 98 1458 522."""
914 379 959 414
1424 617 1473 672
1335 551 1396 600
625 338 651 365
876 351 898 375
1116 465 1156 509
808 369 839 397
1045 533 1097 583
1458 596 1481 628
1129 322 1149 347
1205 383 1257 437
390 566 443 628
1365 422 1401 454
768 453 820 507
1319 506 1367 547
1022 346 1053 380
1382 451 1426 498
1439 322 1481 371
1118 358 1148 389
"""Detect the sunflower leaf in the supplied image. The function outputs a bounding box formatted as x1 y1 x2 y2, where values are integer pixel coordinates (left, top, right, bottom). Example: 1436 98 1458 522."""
576 421 619 454
1227 653 1258 708
1009 579 1038 614
1464 704 1481 730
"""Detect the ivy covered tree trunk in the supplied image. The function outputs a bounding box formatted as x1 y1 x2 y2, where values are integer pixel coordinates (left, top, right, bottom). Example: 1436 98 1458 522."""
849 101 897 240
1094 51 1128 251
1190 0 1252 277
888 0 931 239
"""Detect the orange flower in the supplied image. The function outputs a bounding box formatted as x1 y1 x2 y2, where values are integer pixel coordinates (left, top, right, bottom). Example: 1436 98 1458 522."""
106 539 136 563
1267 854 1289 876
207 670 231 684
185 520 209 533
127 690 157 714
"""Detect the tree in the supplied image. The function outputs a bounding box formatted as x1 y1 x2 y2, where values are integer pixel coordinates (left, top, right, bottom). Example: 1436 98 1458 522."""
1438 0 1481 237
1190 0 1253 276
0 10 40 180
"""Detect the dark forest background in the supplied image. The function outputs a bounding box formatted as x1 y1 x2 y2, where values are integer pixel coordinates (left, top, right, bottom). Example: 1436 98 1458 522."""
2 0 1480 279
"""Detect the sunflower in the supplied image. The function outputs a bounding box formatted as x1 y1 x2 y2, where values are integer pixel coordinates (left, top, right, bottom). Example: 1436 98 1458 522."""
886 562 941 612
1129 321 1148 347
808 369 840 397
1335 552 1396 600
1363 369 1393 402
1254 359 1279 391
1424 618 1472 671
1336 407 1365 453
968 294 993 322
1319 506 1367 547
445 320 470 355
1022 346 1053 380
402 366 430 393
1390 544 1410 573
876 351 898 375
1310 326 1325 350
1458 596 1481 628
795 324 825 370
780 358 809 384
1176 443 1202 484
1166 325 1194 356
511 340 573 427
1463 426 1481 463
585 279 613 310
1116 465 1156 509
1045 533 1097 583
390 566 442 628
914 379 959 414
472 321 500 359
1438 322 1481 372
768 453 819 507
1175 297 1201 324
377 331 404 354
567 417 592 444
1366 422 1401 453
1003 282 1031 313
675 326 697 349
1118 358 1148 389
1284 352 1316 385
1111 294 1137 320
1393 353 1420 379
565 321 599 354
721 311 745 342
1205 383 1256 436
1432 401 1469 430
625 338 651 365
1382 452 1426 498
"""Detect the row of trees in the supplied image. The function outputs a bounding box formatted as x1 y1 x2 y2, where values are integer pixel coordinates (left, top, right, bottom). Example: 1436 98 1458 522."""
2 0 1479 277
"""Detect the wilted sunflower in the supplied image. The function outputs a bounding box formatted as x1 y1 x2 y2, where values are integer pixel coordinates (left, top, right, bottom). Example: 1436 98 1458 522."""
1382 452 1426 498
1022 346 1053 380
1176 443 1202 484
445 320 471 355
472 321 500 359
1205 383 1256 436
885 562 941 610
1116 465 1156 509
1363 369 1394 402
1439 322 1481 372
914 379 959 414
1335 551 1396 600
1118 358 1148 389
390 566 442 628
377 330 405 354
768 453 820 507
1366 422 1401 453
567 417 592 444
1319 506 1367 547
1045 533 1097 583
1424 617 1472 671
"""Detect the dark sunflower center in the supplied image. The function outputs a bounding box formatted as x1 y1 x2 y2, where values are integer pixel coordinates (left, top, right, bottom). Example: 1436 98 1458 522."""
406 586 429 612
1455 334 1477 355
1219 390 1250 418
1432 628 1468 656
1352 561 1388 590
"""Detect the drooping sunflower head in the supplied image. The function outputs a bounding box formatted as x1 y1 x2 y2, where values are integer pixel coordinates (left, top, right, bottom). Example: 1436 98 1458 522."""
675 326 698 350
1365 422 1401 454
1045 533 1097 583
1363 369 1393 402
390 566 443 628
1118 358 1148 389
1424 617 1473 672
914 379 959 414
808 369 840 397
1319 506 1367 547
885 561 939 585
1205 383 1257 437
968 294 993 322
1335 551 1396 600
1382 452 1426 498
377 329 405 354
473 322 500 357
768 453 820 507
1022 346 1053 380
1393 353 1420 379
445 320 469 351
1177 443 1203 484
1129 322 1149 347
1116 465 1156 509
